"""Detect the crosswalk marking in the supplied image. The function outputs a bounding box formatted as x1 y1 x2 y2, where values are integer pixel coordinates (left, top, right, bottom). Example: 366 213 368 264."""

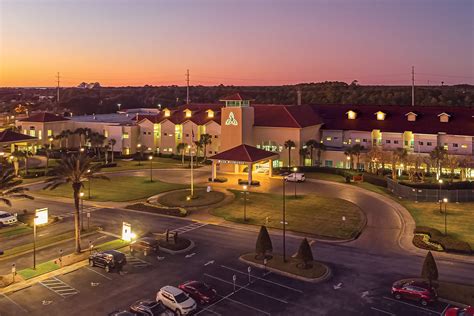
58 206 101 219
171 222 207 234
125 254 150 269
39 277 79 298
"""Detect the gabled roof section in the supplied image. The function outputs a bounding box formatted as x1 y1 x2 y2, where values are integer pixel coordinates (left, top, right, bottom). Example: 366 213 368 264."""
219 93 254 101
0 130 37 142
253 105 322 128
20 112 69 123
437 112 451 117
209 144 278 163
405 111 418 116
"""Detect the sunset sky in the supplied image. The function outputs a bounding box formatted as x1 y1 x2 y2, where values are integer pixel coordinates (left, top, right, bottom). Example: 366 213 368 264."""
0 0 473 87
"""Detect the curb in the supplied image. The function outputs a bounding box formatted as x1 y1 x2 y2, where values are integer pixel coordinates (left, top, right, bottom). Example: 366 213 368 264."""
159 239 195 255
238 256 332 283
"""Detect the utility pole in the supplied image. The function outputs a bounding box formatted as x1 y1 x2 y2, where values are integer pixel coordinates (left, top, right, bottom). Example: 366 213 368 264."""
185 69 190 104
411 66 415 106
56 72 61 107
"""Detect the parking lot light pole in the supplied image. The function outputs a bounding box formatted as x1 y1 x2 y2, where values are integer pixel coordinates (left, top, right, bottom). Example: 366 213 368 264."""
148 155 153 182
242 185 248 221
438 179 443 213
80 192 85 231
87 169 91 199
137 144 142 166
443 198 448 236
292 167 298 198
282 176 287 263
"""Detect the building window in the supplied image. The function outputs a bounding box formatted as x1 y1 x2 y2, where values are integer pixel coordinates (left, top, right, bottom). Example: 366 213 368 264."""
363 139 368 143
47 130 53 137
104 130 108 137
427 142 432 146
168 147 172 151
186 134 189 137
37 130 41 139
453 143 458 148
418 141 424 145
163 133 167 136
404 141 408 146
346 110 357 120
355 139 361 143
325 160 333 167
326 137 332 141
123 132 129 139
143 132 147 135
443 144 448 150
375 111 386 121
461 144 468 149
214 135 218 138
148 132 151 135
394 140 399 144
386 140 391 144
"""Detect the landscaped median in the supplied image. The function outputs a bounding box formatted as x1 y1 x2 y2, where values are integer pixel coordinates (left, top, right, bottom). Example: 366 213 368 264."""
211 190 365 240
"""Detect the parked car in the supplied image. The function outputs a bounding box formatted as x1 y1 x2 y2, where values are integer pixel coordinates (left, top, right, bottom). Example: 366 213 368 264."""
130 299 174 316
284 172 305 182
108 311 136 316
178 280 218 304
89 250 127 273
445 306 474 316
156 285 197 316
391 279 437 306
0 211 18 227
130 237 159 256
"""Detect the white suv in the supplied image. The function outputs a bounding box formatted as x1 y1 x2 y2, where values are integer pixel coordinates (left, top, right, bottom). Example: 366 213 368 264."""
156 285 197 316
284 172 306 182
0 211 18 227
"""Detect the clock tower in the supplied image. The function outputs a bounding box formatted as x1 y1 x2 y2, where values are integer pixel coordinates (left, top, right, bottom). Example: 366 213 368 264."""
219 93 254 151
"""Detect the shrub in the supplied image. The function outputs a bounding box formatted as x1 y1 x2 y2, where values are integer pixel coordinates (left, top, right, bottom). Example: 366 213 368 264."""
208 177 227 183
125 203 188 217
413 234 444 252
414 226 472 254
238 179 260 186
421 251 438 287
100 162 118 168
296 238 314 269
255 226 272 259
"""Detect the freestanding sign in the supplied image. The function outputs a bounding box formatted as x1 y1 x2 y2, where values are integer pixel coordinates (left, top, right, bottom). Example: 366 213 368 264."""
122 222 132 241
35 208 48 225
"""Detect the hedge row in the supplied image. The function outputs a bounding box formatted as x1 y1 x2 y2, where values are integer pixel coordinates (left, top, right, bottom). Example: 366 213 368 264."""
413 234 444 251
414 226 472 254
400 181 474 190
208 177 227 183
125 203 188 217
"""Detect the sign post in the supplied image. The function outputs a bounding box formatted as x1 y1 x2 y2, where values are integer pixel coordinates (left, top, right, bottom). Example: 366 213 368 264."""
247 266 252 284
232 274 237 293
122 222 134 242
11 264 16 282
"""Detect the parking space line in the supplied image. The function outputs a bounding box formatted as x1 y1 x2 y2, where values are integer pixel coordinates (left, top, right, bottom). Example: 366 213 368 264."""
171 222 207 234
196 281 255 316
204 273 288 304
219 265 303 293
0 292 28 313
371 307 396 315
125 254 151 268
382 296 441 315
39 277 79 298
85 267 113 280
441 305 450 316
223 295 271 315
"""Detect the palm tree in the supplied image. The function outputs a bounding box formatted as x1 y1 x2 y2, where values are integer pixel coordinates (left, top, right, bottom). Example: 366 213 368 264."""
352 144 365 170
390 148 408 180
55 131 66 149
430 146 447 180
11 150 32 176
0 168 33 207
344 147 355 170
284 140 296 168
177 142 187 165
305 140 318 166
64 129 73 149
445 155 459 182
199 134 212 162
194 141 203 166
299 147 309 166
109 139 116 163
44 155 108 253
316 143 327 167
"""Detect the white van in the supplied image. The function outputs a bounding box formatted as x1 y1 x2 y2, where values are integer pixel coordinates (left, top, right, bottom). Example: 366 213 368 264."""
0 211 18 227
284 173 306 182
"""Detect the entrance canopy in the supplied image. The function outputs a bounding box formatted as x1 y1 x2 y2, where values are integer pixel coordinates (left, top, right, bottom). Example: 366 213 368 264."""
209 144 279 184
0 129 37 153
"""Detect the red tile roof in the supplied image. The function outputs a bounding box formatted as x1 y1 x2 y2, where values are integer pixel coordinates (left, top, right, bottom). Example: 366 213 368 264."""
210 144 278 163
219 93 254 101
253 105 322 128
311 104 474 135
0 130 37 142
20 112 69 122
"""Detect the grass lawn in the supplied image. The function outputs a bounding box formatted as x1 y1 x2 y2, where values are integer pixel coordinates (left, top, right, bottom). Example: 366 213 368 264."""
212 190 364 239
158 188 226 207
37 176 187 202
95 239 130 251
101 158 182 172
436 280 474 305
305 172 346 183
0 225 31 239
18 261 60 280
241 253 328 279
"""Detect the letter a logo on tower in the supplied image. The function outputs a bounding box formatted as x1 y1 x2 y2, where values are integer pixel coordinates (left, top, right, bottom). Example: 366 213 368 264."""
225 112 238 126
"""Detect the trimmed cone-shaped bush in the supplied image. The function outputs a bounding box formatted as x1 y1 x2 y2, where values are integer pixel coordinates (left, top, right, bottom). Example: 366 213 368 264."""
421 251 438 287
255 226 273 259
296 238 314 269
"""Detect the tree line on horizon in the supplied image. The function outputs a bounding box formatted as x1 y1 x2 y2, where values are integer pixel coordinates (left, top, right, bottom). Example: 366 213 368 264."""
1 81 472 115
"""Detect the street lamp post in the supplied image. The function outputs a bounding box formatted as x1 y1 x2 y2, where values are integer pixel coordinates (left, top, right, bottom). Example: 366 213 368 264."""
443 198 448 236
292 167 298 198
282 176 286 262
242 185 248 221
80 192 84 231
87 169 91 199
438 179 443 213
148 155 153 182
137 144 142 166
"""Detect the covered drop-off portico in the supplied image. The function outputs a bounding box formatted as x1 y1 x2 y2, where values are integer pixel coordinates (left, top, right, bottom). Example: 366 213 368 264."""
209 144 279 185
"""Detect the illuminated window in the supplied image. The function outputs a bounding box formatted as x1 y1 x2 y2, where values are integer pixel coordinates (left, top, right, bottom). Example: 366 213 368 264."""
461 144 468 149
438 113 450 123
47 130 53 136
123 132 129 139
168 147 172 151
443 144 448 150
184 109 192 118
207 110 214 118
36 130 40 139
375 111 386 121
326 137 332 141
104 130 109 137
163 109 171 117
405 112 417 121
23 129 27 134
346 110 357 120
355 139 361 143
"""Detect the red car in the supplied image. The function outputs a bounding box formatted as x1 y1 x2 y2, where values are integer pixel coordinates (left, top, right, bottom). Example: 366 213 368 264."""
391 280 437 306
445 306 474 316
178 281 218 304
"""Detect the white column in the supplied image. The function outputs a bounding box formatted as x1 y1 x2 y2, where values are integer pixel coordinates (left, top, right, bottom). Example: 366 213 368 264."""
211 161 217 181
247 163 253 184
269 159 273 177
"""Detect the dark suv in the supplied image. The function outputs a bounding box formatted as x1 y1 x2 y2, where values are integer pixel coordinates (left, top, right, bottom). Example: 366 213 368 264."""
391 279 437 306
89 250 127 273
130 237 159 256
